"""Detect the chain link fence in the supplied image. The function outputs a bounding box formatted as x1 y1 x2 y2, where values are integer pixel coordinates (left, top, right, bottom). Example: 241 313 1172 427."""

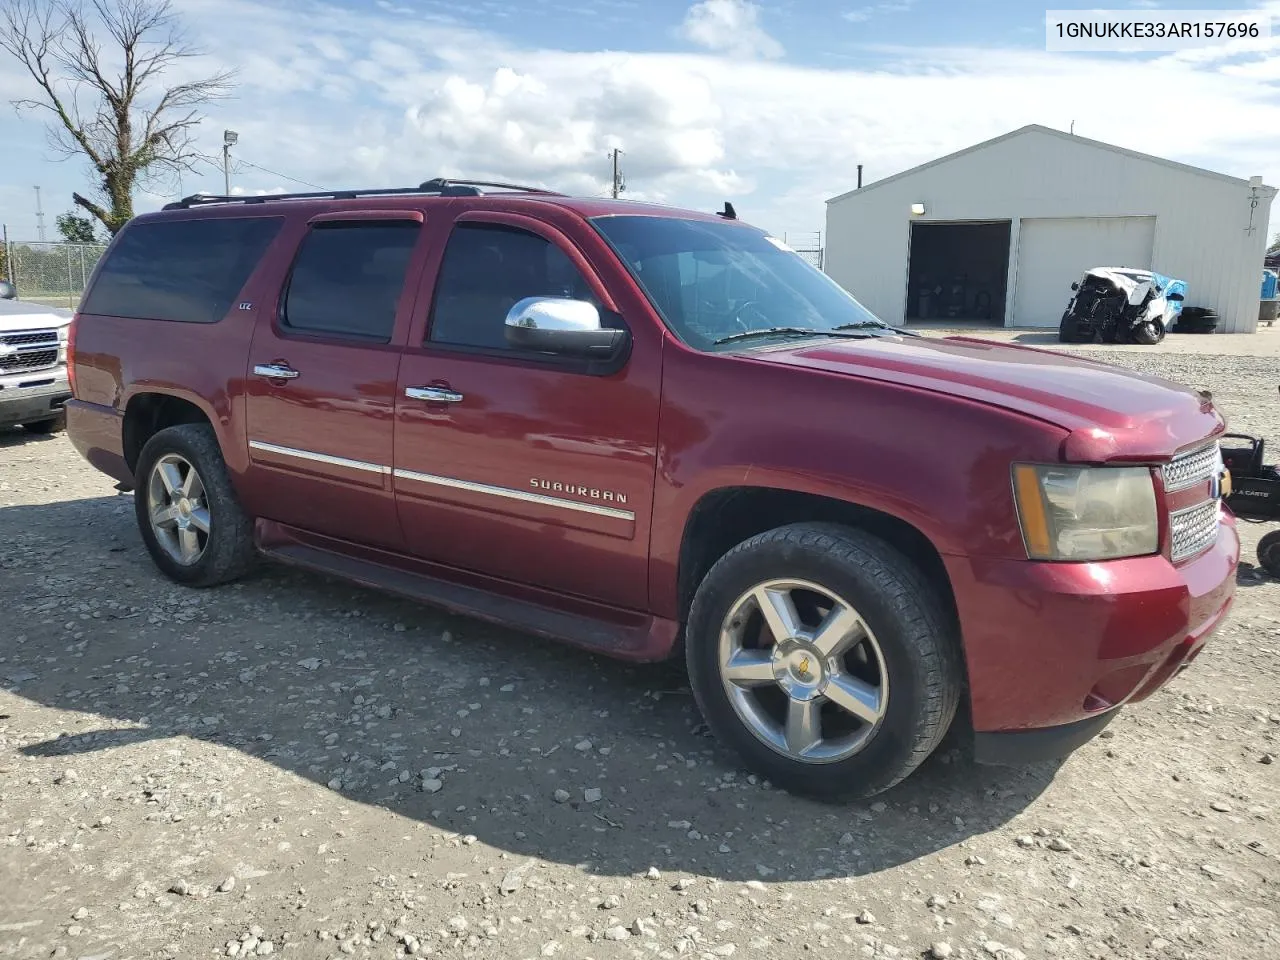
1 239 109 310
783 232 824 271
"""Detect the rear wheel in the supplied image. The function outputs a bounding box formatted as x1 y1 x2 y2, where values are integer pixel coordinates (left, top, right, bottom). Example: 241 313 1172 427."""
133 423 258 587
685 522 962 800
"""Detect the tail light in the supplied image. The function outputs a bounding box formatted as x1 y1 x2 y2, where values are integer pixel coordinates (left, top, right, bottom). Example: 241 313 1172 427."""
66 314 79 397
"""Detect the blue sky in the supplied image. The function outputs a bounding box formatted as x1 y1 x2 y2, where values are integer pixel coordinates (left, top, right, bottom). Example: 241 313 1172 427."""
2 0 1279 243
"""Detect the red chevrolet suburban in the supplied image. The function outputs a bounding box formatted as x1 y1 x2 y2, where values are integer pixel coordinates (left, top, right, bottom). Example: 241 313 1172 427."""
64 179 1239 799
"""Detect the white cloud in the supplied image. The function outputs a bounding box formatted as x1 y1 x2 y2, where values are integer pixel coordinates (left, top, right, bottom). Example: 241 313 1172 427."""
844 1 914 23
680 0 783 59
2 0 1279 243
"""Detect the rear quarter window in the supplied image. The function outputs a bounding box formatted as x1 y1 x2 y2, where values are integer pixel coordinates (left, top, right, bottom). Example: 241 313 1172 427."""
82 217 284 323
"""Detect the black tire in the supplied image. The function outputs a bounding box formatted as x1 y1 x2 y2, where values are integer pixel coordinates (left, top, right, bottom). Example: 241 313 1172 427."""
1058 314 1084 343
1259 530 1280 579
1132 321 1165 345
22 414 64 434
685 522 963 800
133 423 258 587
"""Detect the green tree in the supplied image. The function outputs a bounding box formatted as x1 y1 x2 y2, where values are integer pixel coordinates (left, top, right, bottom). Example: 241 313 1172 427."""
55 211 99 243
0 0 233 235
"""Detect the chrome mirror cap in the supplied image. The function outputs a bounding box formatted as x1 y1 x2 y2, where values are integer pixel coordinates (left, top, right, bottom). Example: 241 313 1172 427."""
504 296 603 333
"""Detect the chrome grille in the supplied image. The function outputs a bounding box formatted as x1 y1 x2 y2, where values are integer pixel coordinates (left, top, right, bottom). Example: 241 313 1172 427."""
1162 441 1220 492
0 329 57 346
0 328 59 376
1 349 59 371
1169 499 1220 562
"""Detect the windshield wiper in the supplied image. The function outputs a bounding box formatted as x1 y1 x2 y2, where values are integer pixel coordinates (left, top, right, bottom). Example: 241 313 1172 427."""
713 326 876 345
832 320 890 331
834 320 920 338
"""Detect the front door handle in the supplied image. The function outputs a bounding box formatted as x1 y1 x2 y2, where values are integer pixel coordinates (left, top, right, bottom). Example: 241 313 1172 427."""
253 363 300 380
406 385 464 403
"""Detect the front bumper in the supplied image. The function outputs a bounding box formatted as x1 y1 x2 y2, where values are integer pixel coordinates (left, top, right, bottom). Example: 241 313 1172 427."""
0 369 72 427
946 514 1238 758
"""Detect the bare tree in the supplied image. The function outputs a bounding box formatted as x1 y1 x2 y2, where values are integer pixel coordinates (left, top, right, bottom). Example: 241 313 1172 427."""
0 0 233 234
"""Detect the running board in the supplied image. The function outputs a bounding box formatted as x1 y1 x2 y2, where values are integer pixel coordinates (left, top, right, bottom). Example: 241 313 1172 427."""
257 532 677 663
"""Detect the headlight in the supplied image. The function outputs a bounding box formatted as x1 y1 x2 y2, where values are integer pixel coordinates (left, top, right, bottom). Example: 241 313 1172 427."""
1012 464 1158 561
57 326 69 363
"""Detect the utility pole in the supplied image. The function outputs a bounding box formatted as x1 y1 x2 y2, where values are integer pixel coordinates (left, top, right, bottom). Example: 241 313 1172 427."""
223 129 239 195
34 185 46 241
610 148 625 200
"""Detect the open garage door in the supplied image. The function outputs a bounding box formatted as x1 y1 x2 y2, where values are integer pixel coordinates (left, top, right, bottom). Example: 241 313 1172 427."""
1011 216 1156 327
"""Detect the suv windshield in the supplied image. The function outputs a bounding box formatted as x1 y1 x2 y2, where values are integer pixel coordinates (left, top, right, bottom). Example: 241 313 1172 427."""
591 214 889 351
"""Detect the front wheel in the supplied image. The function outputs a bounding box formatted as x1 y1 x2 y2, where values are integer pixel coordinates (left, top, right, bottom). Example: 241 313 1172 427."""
22 414 64 434
685 523 962 800
133 423 258 587
1259 530 1280 579
1132 320 1165 345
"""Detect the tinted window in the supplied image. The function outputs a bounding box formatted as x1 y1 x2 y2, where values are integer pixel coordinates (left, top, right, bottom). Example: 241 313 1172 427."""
428 223 599 351
83 217 283 323
282 221 419 341
591 215 886 351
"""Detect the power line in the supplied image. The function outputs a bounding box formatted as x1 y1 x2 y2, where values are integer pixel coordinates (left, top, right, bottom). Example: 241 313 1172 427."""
233 157 327 191
189 151 328 193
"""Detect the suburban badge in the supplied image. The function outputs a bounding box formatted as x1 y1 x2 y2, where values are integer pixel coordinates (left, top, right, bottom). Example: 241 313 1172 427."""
530 478 627 505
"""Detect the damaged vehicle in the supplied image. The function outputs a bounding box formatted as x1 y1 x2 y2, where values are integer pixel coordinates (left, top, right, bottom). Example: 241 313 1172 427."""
1058 267 1186 345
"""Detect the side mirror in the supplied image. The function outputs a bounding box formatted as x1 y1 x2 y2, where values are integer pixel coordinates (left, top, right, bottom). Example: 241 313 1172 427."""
504 297 628 358
1070 282 1079 291
0 280 16 300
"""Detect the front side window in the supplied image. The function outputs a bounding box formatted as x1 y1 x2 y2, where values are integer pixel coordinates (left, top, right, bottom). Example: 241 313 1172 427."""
591 215 888 351
282 221 420 341
82 216 283 323
428 222 600 352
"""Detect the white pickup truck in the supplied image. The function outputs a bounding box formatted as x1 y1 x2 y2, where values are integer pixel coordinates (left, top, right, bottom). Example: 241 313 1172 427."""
0 284 73 433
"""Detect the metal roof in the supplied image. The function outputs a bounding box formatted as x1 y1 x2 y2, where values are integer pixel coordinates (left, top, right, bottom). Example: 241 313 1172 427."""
827 124 1276 205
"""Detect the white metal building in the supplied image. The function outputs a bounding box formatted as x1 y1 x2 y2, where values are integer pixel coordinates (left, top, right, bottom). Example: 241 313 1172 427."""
824 125 1276 333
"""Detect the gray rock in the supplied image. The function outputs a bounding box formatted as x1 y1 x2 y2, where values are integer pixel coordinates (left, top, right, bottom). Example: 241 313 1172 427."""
218 876 236 893
583 787 602 803
553 788 571 803
168 880 190 897
1047 838 1073 852
930 943 954 959
601 894 622 910
604 925 630 941
421 778 443 794
855 910 875 924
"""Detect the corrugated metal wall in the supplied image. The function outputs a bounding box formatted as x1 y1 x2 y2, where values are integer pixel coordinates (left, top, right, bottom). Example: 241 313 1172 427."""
824 127 1276 333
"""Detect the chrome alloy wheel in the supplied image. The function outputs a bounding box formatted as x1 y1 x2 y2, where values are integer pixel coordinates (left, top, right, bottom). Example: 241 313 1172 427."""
717 579 888 763
146 453 211 565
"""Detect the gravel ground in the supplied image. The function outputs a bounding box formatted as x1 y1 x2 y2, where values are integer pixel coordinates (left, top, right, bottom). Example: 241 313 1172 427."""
1 343 1278 960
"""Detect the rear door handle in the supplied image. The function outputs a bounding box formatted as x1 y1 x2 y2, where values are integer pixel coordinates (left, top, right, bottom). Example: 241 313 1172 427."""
406 385 464 403
253 363 300 380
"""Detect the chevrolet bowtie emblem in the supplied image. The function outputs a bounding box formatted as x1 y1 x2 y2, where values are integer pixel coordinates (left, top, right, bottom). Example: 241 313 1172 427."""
798 656 811 675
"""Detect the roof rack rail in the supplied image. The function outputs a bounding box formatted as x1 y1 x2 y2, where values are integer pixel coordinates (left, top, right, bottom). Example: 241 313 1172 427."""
162 178 563 211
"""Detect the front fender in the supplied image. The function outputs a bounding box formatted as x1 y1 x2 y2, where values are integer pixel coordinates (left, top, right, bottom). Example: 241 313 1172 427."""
647 345 1068 618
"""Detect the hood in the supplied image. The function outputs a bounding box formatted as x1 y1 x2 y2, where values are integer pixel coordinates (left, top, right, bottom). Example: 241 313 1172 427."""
740 333 1224 462
0 299 74 333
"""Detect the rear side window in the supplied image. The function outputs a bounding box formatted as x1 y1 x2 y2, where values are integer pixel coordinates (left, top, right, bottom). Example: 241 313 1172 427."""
82 217 283 323
281 221 420 342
